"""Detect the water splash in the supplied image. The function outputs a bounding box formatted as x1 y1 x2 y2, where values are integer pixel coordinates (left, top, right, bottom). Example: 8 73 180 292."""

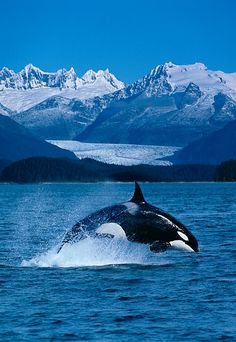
22 237 164 268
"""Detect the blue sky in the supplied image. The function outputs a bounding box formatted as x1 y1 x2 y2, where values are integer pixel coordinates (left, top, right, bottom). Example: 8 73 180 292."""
1 0 236 83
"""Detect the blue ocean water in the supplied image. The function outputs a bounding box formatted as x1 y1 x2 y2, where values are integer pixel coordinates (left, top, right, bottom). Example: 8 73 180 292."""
0 182 236 341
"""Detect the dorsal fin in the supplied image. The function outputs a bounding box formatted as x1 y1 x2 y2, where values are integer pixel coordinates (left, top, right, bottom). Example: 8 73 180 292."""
130 181 146 203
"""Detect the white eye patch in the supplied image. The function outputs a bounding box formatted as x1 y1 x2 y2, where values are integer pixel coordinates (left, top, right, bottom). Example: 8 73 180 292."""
177 231 189 241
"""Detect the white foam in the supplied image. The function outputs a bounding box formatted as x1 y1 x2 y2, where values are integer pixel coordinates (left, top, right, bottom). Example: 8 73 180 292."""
21 237 158 268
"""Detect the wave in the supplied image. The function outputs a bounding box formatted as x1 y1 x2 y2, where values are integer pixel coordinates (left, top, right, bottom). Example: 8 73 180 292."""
21 237 167 268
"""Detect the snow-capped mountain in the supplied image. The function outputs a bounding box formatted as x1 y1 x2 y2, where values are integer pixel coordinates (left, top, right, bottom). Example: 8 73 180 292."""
12 95 106 139
82 68 124 89
0 64 124 111
77 62 236 146
2 62 236 147
0 64 124 91
136 62 236 96
110 62 236 101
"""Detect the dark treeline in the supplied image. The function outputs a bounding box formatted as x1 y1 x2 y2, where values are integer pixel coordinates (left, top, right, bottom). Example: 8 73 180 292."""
0 157 217 183
0 159 11 173
215 160 236 181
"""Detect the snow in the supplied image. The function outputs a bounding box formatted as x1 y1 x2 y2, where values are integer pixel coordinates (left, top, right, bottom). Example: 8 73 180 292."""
0 64 125 112
47 140 181 166
81 68 123 89
116 62 236 106
1 62 236 113
164 62 236 98
0 88 60 112
0 84 120 112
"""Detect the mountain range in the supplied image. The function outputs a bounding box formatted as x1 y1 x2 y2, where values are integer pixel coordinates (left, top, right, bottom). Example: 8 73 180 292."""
0 62 236 165
0 64 125 112
0 114 75 161
77 62 236 146
0 64 124 91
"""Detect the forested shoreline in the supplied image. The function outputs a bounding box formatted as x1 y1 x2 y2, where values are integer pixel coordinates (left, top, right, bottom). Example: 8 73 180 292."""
0 156 220 183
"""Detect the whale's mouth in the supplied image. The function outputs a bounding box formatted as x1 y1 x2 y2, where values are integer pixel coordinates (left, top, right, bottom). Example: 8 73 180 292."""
21 237 171 268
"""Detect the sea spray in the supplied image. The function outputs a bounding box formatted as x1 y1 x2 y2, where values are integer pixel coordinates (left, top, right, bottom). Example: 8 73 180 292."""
22 237 162 268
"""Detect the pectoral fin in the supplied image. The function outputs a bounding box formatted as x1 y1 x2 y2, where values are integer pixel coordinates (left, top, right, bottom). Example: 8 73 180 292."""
57 223 85 253
150 241 171 253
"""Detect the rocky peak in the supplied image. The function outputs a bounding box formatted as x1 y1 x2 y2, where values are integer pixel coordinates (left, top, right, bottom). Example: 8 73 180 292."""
0 64 124 91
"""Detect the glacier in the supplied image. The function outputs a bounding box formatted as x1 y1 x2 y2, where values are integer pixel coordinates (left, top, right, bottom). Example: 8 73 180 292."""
47 140 180 166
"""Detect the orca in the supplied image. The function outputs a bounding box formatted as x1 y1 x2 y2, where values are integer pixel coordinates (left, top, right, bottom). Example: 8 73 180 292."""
58 182 199 253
